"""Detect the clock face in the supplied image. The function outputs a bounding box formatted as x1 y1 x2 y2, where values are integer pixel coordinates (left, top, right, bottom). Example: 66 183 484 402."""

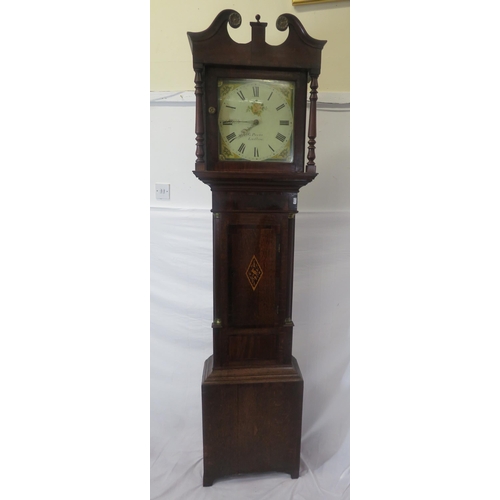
218 79 295 162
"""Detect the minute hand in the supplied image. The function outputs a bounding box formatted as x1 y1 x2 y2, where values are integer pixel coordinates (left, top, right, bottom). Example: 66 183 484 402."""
224 120 257 124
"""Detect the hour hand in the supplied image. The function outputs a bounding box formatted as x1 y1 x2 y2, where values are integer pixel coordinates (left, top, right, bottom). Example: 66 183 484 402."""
236 119 259 137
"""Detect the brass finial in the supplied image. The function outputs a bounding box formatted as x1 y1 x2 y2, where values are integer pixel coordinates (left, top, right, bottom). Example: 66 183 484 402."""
276 15 288 31
228 12 241 28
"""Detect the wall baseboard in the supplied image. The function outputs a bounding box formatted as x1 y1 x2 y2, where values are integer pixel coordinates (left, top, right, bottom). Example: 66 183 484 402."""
150 91 350 109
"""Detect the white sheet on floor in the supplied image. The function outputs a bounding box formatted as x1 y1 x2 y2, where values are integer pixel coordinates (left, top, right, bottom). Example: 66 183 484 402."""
150 208 350 499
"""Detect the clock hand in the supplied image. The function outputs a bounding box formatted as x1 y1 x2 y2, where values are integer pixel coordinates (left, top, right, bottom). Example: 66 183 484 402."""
237 119 259 138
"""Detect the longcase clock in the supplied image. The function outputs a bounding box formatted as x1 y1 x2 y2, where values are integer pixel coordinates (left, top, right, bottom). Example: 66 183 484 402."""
187 10 326 486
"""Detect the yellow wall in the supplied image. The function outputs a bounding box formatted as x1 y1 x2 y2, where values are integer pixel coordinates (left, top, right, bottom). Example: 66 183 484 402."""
151 0 349 92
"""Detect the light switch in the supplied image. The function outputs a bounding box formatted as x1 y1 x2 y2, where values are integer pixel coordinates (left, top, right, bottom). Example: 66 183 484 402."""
155 183 170 200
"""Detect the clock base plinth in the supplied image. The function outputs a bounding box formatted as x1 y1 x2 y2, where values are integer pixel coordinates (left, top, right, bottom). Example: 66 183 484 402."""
201 355 304 486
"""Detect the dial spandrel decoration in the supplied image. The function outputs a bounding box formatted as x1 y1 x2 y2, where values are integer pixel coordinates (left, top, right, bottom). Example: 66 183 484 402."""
218 79 295 162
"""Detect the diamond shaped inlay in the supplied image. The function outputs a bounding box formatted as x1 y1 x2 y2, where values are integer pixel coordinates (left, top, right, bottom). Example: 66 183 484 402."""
246 255 263 291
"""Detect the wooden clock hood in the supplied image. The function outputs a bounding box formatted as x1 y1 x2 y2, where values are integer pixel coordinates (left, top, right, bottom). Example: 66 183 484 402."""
188 10 326 77
188 11 326 178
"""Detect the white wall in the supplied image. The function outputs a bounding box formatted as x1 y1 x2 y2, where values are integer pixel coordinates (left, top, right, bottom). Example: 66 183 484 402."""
150 91 349 212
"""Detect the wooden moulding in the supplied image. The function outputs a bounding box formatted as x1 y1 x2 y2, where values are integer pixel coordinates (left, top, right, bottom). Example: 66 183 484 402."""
202 354 303 385
193 171 317 191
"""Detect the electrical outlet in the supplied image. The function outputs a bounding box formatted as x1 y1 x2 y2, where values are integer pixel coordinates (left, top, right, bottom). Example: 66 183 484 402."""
155 183 170 200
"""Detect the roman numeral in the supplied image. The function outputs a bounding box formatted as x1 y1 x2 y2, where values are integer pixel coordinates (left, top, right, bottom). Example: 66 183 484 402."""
236 90 245 100
267 91 274 101
276 104 285 111
254 147 259 158
226 132 236 143
276 132 287 142
268 145 275 152
225 105 236 109
253 86 259 97
238 143 246 154
222 120 233 125
280 120 290 126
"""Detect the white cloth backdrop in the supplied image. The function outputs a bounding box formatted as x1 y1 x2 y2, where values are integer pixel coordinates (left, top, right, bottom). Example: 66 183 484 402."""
150 208 349 499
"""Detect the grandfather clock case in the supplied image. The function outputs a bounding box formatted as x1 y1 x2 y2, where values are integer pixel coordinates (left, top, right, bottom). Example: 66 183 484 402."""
188 11 326 486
